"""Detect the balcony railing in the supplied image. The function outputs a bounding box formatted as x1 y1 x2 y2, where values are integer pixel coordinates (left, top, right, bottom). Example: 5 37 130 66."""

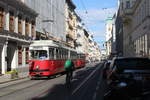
123 8 133 15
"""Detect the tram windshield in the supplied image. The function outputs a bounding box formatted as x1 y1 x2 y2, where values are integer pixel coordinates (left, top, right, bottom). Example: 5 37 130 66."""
30 50 48 60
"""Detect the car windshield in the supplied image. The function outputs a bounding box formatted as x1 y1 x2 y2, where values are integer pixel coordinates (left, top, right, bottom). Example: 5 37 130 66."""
30 50 48 60
115 58 150 70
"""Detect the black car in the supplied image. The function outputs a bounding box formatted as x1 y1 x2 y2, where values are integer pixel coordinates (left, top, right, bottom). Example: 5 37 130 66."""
103 60 111 79
105 57 150 100
108 57 150 80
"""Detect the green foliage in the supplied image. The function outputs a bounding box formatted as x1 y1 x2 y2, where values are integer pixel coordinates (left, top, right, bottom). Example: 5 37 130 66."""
6 69 18 79
6 69 18 74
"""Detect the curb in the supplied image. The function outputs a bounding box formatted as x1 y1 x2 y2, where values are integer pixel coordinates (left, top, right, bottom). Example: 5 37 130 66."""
0 76 29 84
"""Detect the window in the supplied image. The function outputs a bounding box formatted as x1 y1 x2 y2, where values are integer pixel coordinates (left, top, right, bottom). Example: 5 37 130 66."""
30 50 48 60
56 49 60 59
26 48 29 64
18 16 22 34
126 1 130 9
115 58 150 70
49 48 54 59
65 49 68 59
9 12 14 32
32 21 35 38
0 7 4 31
25 19 29 36
77 34 81 38
18 47 22 65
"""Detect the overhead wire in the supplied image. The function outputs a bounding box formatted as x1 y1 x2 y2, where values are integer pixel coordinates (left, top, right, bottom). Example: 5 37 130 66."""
46 0 94 41
80 0 88 14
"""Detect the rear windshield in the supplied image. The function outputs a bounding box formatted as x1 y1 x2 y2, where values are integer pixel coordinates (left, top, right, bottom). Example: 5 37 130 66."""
115 58 150 70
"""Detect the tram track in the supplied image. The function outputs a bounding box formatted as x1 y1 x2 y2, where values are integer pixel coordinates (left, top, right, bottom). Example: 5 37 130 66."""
0 79 49 97
31 63 101 100
0 78 31 90
0 63 103 100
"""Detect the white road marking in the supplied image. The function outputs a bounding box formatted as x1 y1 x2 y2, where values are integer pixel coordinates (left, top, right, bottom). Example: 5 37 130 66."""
92 69 102 100
92 93 97 100
71 64 100 95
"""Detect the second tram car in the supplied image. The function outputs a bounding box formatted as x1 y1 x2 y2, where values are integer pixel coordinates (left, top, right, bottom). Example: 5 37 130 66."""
29 40 86 78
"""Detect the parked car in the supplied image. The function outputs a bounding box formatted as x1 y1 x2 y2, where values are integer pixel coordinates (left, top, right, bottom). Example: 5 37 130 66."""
103 60 111 79
107 57 150 81
104 57 150 100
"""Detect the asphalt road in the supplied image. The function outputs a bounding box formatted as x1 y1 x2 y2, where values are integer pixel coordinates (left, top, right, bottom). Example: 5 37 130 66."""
0 62 107 100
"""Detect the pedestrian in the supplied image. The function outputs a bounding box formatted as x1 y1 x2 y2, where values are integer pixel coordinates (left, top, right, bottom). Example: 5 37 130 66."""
64 59 74 85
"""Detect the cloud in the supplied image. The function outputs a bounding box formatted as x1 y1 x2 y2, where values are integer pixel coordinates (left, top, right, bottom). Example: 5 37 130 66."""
76 7 117 48
77 8 117 26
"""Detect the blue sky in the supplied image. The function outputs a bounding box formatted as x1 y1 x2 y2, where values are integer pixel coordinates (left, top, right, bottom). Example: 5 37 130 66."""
73 0 118 49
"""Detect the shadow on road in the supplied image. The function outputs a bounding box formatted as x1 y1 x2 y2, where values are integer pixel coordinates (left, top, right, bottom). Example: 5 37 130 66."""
31 66 98 100
31 83 74 100
31 74 63 80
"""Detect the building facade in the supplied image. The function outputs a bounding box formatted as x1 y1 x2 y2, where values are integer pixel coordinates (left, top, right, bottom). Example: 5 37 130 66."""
119 0 150 57
23 0 66 41
65 0 77 48
0 0 37 74
115 7 124 56
105 17 113 56
111 14 117 56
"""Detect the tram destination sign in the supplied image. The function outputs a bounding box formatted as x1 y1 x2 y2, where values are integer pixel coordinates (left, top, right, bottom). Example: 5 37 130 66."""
30 46 45 50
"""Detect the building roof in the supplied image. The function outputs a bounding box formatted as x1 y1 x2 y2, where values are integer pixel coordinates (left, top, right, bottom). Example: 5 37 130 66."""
66 0 76 10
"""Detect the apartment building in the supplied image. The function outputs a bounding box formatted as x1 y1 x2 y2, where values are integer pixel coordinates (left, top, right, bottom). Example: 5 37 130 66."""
119 0 150 57
106 17 113 56
65 0 77 48
115 7 124 56
0 0 37 74
23 0 66 41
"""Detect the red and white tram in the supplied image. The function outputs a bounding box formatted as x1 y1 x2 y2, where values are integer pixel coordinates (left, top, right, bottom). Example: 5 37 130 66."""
29 40 86 78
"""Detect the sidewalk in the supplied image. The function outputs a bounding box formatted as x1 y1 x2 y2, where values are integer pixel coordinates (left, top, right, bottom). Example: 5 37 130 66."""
0 67 29 84
0 72 29 84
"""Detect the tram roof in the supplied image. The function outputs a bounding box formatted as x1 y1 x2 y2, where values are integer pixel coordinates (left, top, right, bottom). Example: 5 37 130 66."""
30 40 76 52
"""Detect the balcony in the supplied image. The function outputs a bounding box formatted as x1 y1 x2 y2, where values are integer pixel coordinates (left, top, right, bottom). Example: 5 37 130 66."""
66 33 74 40
123 8 133 15
122 16 132 26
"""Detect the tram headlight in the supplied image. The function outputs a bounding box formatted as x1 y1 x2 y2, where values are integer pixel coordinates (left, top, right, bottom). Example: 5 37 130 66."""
36 65 39 69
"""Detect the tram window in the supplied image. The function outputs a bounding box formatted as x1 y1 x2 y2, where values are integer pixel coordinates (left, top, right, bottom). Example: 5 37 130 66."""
30 50 48 60
56 49 59 59
70 51 72 59
61 49 63 59
65 50 68 59
64 49 66 59
59 49 62 59
49 48 54 59
56 49 61 59
62 49 65 59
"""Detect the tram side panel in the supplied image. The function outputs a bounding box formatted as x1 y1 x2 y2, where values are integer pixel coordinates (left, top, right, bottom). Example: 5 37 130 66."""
29 60 57 76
